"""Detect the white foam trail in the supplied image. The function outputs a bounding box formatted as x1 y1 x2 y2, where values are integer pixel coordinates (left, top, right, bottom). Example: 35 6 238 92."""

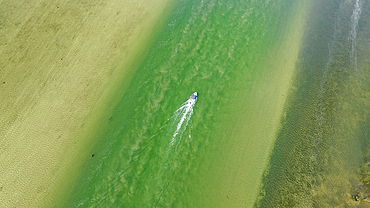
170 98 196 146
153 96 197 206
315 0 359 145
122 94 197 168
310 0 355 194
349 0 362 66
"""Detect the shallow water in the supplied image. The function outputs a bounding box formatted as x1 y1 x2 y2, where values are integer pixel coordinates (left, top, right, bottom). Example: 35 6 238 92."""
61 0 305 207
256 0 370 207
61 0 370 206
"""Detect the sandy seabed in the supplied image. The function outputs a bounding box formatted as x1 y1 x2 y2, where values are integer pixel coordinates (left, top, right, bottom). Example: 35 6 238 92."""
0 0 175 206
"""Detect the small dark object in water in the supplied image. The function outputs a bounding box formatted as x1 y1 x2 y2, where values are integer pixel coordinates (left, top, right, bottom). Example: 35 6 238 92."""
92 154 94 157
352 193 360 201
2 82 5 84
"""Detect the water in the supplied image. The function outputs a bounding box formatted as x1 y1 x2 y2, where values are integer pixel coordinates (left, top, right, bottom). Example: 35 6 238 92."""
59 0 303 207
255 0 370 207
59 0 370 207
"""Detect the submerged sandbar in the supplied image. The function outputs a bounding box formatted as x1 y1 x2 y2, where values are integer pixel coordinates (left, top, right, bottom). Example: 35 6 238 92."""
0 0 176 206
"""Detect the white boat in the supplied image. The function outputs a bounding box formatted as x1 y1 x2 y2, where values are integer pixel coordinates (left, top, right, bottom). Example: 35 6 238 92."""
189 92 197 105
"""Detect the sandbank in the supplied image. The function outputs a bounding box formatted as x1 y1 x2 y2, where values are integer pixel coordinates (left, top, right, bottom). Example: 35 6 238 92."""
198 1 312 207
0 0 176 207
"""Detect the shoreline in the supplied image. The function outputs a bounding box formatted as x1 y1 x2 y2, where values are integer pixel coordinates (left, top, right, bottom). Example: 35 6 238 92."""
0 0 176 207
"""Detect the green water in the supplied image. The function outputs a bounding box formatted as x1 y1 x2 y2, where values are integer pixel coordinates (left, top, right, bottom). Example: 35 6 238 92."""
61 0 304 207
60 0 370 207
55 0 370 207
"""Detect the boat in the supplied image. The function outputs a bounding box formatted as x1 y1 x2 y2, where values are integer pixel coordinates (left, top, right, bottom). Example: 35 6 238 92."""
189 92 197 105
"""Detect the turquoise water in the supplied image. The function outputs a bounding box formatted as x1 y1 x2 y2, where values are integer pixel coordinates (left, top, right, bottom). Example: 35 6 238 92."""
58 0 370 207
61 0 370 207
61 0 303 207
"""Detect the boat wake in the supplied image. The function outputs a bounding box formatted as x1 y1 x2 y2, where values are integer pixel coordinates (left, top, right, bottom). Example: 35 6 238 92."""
109 92 198 206
152 92 198 204
122 92 198 165
170 92 197 146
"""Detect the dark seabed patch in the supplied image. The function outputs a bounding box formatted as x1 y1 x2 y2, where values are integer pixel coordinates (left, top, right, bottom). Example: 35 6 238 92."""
255 0 370 207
